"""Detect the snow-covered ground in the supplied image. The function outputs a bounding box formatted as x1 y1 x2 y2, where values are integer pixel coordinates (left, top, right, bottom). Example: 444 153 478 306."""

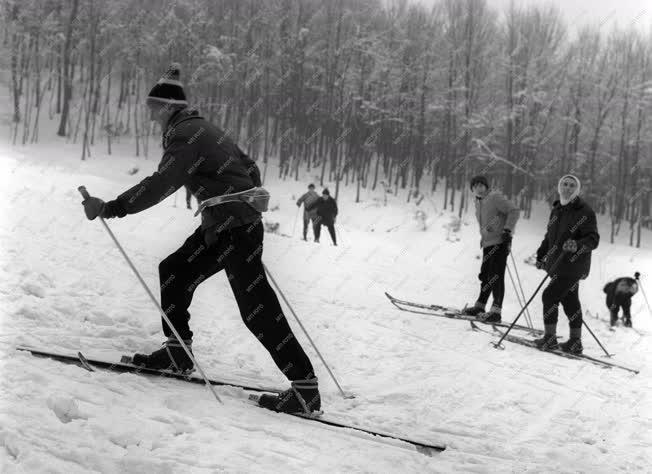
1 138 651 473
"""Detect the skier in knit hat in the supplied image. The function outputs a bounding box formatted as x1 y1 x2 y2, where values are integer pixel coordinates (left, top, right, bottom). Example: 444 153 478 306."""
533 174 600 354
81 64 320 414
462 175 519 322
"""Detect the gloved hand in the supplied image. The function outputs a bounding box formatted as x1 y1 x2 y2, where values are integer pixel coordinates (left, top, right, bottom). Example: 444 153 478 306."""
502 229 512 247
82 196 107 220
562 239 578 253
535 259 545 270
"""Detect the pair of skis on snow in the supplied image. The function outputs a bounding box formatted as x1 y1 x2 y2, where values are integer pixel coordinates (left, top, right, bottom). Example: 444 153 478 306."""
385 293 639 374
385 292 543 336
468 321 639 374
16 346 445 456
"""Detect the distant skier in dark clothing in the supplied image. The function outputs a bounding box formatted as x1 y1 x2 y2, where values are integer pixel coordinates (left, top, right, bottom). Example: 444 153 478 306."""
81 64 320 414
463 175 519 323
603 277 639 327
308 188 338 245
296 183 319 241
533 175 600 355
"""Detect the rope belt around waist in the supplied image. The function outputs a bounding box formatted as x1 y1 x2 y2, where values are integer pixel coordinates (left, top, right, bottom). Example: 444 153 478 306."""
195 187 270 217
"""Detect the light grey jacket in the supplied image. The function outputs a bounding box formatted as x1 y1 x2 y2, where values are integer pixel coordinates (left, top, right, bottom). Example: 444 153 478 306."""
474 191 520 248
297 190 319 218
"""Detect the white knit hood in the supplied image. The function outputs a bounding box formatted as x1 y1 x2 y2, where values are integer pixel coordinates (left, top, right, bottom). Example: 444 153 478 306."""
558 174 581 205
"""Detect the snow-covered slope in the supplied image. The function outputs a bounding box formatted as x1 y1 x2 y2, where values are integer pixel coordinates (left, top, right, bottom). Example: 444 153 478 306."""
1 140 651 473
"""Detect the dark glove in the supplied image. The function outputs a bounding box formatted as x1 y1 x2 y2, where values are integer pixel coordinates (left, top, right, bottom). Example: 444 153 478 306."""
562 239 578 253
82 197 106 220
83 197 125 220
535 259 545 270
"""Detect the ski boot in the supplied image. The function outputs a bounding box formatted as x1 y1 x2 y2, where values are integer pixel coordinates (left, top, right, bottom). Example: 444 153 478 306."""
482 306 502 323
463 304 485 317
623 313 632 328
132 336 194 372
559 338 583 355
257 378 321 414
533 334 559 351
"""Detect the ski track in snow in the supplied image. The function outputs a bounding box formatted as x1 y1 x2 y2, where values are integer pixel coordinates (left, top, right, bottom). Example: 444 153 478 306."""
1 141 652 473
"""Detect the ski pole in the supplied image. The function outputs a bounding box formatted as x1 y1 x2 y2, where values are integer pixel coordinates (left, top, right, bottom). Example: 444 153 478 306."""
581 319 612 357
263 263 353 399
78 186 223 405
506 263 533 330
635 272 652 318
509 252 534 328
291 206 300 238
493 251 565 349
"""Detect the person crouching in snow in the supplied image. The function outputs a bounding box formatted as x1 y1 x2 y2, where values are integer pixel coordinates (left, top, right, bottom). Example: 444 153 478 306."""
462 175 519 323
603 276 639 327
81 64 320 414
533 174 600 354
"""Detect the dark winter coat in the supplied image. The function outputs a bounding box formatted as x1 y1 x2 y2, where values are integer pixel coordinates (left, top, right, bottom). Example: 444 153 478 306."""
308 197 338 225
104 108 261 245
536 197 600 281
603 277 638 304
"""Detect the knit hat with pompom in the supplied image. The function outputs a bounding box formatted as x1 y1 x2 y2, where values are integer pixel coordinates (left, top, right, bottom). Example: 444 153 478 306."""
146 62 187 106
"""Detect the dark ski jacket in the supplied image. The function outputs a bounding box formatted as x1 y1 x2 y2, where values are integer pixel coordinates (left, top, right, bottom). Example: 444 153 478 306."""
308 197 338 225
104 108 261 245
603 277 638 303
536 197 600 281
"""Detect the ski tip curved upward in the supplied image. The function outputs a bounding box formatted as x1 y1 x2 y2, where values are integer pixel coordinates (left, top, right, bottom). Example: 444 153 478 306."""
77 352 94 372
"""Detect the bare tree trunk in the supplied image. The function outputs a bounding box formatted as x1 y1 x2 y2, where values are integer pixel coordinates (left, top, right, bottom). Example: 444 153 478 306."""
104 63 113 155
82 1 97 161
30 31 44 144
9 3 21 142
134 66 141 156
57 0 80 137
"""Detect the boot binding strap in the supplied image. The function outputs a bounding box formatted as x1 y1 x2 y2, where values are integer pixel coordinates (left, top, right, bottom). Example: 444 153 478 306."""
290 378 319 414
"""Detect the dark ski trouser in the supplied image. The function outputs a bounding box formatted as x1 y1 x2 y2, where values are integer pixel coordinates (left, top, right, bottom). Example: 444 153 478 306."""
542 276 582 329
314 222 336 245
303 214 316 240
477 242 509 308
158 221 316 381
606 295 631 323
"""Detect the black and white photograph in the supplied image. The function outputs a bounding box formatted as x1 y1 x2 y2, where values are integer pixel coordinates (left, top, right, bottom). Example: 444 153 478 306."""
1 0 651 472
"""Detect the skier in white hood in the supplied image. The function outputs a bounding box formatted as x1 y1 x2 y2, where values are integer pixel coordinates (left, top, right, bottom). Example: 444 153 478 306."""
533 174 600 354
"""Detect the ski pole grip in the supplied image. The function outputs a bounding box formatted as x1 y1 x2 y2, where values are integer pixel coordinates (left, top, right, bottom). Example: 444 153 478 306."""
78 186 91 200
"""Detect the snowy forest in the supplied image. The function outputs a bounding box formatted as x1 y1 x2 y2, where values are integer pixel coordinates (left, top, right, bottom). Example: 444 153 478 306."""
3 0 652 246
3 2 652 471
